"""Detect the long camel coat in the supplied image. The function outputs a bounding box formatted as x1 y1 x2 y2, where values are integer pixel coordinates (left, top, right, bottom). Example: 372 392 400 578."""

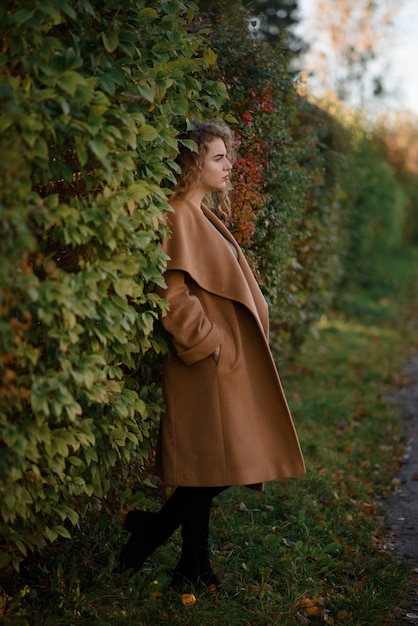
154 199 305 488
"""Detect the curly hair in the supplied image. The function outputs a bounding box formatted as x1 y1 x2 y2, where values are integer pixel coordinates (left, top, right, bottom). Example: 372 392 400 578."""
171 120 237 216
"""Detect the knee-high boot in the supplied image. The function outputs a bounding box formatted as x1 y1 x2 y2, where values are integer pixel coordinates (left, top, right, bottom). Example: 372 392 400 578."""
170 498 220 589
120 495 187 572
119 510 163 572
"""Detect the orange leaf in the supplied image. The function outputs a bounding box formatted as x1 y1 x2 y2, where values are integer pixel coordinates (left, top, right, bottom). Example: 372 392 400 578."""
337 610 351 619
298 597 317 608
181 593 197 606
306 606 322 616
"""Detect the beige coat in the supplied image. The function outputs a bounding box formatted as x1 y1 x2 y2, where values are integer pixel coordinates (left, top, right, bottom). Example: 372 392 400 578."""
154 199 305 487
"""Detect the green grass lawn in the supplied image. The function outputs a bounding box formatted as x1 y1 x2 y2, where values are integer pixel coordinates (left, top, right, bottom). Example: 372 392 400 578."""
2 250 418 625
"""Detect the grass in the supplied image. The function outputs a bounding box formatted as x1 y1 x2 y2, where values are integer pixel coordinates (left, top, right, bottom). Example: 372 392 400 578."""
1 249 418 625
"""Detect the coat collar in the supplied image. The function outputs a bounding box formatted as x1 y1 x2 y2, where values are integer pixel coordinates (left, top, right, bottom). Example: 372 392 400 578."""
164 199 269 334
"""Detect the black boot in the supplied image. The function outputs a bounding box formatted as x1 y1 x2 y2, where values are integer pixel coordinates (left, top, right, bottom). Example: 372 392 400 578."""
170 499 220 590
123 509 157 533
119 510 162 572
119 495 189 572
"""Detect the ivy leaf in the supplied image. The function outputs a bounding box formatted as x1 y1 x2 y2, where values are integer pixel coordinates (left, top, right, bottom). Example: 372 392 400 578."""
203 47 217 67
102 31 119 53
138 124 159 141
55 70 87 96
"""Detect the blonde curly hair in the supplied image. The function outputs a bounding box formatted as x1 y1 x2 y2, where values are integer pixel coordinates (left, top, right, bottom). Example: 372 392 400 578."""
171 120 237 216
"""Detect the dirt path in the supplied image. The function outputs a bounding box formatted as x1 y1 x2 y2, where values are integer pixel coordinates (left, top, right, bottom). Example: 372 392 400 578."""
385 350 418 623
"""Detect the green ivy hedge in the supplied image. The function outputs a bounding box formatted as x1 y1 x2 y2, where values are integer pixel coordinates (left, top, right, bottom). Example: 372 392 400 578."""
0 0 227 567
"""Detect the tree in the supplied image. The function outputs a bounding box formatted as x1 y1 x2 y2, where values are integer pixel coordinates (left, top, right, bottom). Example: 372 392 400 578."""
374 112 418 245
301 0 399 107
196 0 306 52
241 0 306 51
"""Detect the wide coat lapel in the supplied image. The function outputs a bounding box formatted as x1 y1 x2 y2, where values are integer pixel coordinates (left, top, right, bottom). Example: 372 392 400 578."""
164 200 269 336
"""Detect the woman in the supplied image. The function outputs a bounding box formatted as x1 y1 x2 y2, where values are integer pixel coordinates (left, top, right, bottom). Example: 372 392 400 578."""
120 121 305 589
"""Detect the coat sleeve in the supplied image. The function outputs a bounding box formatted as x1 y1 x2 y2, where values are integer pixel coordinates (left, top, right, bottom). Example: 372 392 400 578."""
159 270 222 366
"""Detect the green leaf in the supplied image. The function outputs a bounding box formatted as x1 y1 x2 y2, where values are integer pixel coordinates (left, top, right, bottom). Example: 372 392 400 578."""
84 447 98 465
53 525 71 539
76 143 88 166
126 181 152 200
0 550 11 568
202 47 217 67
102 31 119 53
67 455 84 467
65 400 83 422
10 9 35 26
136 82 155 103
45 527 58 543
152 41 174 55
179 138 198 153
138 124 159 142
137 7 159 24
88 138 109 161
55 70 87 96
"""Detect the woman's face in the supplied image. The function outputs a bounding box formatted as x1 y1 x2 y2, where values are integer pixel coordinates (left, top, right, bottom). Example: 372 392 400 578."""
198 138 232 193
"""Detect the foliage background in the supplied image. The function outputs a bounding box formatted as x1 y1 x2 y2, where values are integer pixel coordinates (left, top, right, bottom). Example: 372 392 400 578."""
0 0 227 566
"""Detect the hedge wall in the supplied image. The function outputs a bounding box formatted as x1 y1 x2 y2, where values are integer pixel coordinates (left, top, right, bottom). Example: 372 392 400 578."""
0 0 227 567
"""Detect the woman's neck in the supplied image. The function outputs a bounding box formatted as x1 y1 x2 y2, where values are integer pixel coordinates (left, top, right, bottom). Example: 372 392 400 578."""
181 189 206 209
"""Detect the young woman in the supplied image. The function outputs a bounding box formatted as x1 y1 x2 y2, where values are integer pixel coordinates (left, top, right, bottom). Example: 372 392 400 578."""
120 121 305 589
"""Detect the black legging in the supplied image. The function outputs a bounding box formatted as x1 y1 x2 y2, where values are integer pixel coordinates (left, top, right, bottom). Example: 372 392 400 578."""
156 486 228 538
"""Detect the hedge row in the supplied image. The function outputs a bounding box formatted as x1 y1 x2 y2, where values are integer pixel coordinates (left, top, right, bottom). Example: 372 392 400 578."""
0 0 227 567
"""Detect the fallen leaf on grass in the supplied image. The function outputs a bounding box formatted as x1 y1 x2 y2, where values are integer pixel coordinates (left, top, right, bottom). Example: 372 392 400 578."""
306 606 322 617
282 538 296 547
337 610 352 620
360 502 377 515
181 593 196 606
350 408 368 420
208 583 219 594
297 597 326 620
298 596 325 608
